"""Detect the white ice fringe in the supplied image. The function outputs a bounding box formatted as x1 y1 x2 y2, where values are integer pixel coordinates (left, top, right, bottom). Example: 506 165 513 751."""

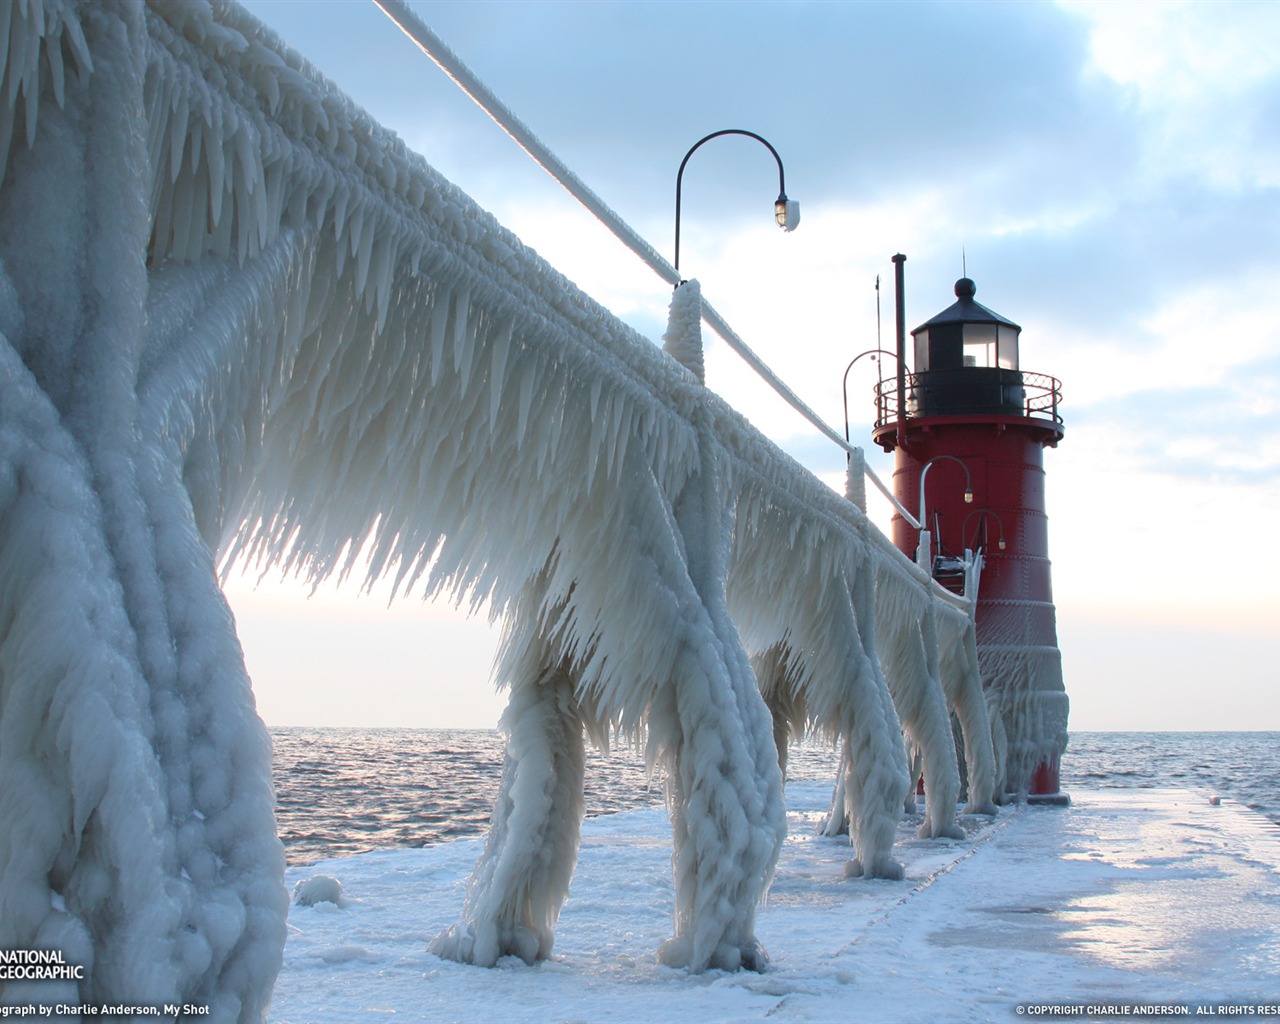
0 0 999 1010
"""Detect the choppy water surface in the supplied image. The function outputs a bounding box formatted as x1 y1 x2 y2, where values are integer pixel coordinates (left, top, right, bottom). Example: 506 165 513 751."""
272 729 1279 865
1062 731 1279 824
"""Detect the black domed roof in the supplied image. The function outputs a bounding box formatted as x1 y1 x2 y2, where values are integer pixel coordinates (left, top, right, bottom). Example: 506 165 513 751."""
913 278 1020 333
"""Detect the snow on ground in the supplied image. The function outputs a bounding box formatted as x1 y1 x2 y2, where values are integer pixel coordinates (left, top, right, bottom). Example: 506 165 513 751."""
270 783 1280 1023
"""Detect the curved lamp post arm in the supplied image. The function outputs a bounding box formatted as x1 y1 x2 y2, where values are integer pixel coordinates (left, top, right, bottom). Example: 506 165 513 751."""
918 454 974 558
674 129 797 276
963 508 1007 552
841 348 899 446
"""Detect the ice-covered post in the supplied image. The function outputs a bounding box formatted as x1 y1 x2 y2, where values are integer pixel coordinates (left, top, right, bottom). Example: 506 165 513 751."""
663 280 705 383
430 577 588 967
0 4 286 1017
845 447 867 512
915 529 932 570
651 386 787 972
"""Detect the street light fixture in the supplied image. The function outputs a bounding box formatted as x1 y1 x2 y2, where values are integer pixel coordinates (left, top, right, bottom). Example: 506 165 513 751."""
674 129 798 279
916 454 973 568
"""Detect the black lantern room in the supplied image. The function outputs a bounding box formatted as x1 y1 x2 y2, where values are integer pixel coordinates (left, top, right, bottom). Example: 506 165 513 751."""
907 277 1025 418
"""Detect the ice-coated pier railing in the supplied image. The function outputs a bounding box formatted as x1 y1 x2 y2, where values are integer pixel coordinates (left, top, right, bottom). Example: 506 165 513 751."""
1 2 1034 1019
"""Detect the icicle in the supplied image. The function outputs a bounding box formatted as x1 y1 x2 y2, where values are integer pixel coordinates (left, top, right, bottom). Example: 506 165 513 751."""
152 175 174 262
352 203 376 297
5 8 28 111
170 166 194 262
427 298 448 386
169 91 188 184
207 130 226 226
588 377 602 421
44 23 65 108
61 9 91 82
604 396 628 480
21 46 39 149
234 119 258 197
370 231 396 331
487 318 513 431
252 155 270 253
546 382 565 465
515 360 536 445
264 159 286 235
451 287 471 376
0 6 14 102
209 185 235 258
0 98 16 190
188 113 203 176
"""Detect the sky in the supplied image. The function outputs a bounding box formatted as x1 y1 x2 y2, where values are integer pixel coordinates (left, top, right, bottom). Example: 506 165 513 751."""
224 0 1280 732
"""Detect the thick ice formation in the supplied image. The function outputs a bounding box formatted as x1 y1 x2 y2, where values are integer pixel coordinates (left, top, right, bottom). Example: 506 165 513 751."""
0 0 1005 1017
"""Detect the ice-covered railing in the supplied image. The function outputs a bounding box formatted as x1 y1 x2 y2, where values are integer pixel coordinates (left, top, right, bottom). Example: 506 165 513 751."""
370 0 921 530
0 1 998 1018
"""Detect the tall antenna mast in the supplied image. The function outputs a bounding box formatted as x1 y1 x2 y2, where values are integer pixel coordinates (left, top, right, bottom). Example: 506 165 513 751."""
875 274 881 350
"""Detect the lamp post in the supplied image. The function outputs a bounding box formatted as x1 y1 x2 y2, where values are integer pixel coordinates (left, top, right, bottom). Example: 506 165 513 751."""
842 349 899 474
839 350 901 445
674 129 799 279
916 454 973 568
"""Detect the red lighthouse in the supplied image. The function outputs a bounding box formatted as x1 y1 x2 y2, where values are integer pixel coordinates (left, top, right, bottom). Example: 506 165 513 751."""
871 259 1069 802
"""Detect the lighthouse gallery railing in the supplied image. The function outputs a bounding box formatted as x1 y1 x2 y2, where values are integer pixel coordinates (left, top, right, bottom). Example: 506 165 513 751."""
873 370 1063 432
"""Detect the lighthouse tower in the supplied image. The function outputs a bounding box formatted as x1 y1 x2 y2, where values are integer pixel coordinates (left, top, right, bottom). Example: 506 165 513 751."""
871 266 1069 802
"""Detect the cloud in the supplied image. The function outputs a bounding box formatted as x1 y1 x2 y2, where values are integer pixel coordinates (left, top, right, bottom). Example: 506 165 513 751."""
1066 0 1280 191
1078 348 1280 485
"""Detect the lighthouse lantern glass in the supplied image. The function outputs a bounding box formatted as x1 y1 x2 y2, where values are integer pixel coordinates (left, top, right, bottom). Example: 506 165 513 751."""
997 325 1020 369
963 323 998 368
914 329 930 372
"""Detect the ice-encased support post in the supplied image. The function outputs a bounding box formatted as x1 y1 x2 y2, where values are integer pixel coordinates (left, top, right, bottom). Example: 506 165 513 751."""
663 279 705 383
874 593 964 843
430 577 587 967
433 370 786 972
651 394 786 971
0 3 285 1018
845 448 867 512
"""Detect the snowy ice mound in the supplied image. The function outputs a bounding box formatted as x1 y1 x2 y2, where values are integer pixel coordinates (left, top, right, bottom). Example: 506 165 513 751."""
292 876 345 908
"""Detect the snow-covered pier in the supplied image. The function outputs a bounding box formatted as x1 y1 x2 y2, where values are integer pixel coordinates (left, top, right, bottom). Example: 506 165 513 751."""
273 787 1280 1023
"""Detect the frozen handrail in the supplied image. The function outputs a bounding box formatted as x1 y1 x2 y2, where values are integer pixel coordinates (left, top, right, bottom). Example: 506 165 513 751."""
369 0 919 531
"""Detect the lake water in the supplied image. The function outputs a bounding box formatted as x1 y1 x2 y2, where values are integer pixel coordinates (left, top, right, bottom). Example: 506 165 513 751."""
271 729 1279 865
